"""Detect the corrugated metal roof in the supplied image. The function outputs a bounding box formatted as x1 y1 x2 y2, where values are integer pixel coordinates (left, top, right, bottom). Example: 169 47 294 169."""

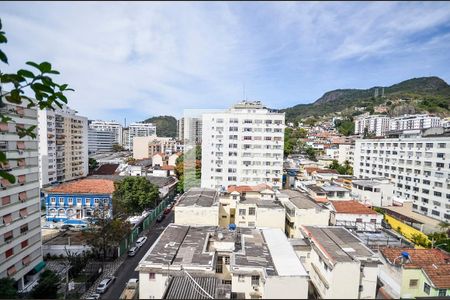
164 276 219 299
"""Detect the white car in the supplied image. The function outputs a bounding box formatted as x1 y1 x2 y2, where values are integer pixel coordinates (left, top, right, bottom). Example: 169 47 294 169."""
96 276 115 294
135 236 147 248
86 293 101 300
128 246 139 257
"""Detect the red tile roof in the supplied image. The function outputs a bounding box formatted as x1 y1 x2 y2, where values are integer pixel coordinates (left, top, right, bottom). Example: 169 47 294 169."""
331 200 378 215
227 184 272 193
161 165 175 170
380 248 450 288
316 169 339 174
47 179 115 194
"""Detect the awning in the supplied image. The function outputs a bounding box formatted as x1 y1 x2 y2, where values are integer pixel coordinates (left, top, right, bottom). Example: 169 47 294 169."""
33 261 46 273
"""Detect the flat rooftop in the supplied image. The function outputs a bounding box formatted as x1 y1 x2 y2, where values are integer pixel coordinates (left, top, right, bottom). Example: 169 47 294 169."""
352 179 390 188
238 198 284 209
302 226 376 264
279 189 323 210
177 188 219 207
139 224 307 277
321 185 350 192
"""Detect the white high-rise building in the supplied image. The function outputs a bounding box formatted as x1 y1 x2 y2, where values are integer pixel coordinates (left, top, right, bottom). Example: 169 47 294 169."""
88 120 123 146
201 101 284 190
38 106 88 187
1 99 44 290
354 115 390 136
125 122 156 150
389 114 442 131
88 129 115 154
354 129 450 221
178 117 202 144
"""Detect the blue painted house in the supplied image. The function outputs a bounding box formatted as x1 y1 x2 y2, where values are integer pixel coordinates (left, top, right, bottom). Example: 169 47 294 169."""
45 179 115 224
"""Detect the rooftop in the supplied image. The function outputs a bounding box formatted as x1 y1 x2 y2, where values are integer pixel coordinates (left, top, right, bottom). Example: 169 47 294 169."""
380 247 450 289
279 189 323 210
88 174 177 189
227 183 273 194
91 164 119 175
46 179 115 195
321 185 350 192
331 200 378 215
164 276 221 299
177 188 219 207
302 226 376 264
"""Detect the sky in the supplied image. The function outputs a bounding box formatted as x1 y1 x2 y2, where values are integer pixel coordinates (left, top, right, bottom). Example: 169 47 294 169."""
2 1 450 123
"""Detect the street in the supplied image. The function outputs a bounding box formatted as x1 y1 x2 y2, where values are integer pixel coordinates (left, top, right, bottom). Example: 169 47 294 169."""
100 210 174 299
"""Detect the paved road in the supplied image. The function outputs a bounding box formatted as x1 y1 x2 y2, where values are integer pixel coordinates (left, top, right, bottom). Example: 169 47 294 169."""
100 211 174 299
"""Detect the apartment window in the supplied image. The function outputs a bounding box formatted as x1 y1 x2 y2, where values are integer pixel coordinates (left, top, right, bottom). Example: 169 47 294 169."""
20 224 29 234
21 239 28 249
438 289 447 297
248 207 256 215
5 248 13 258
251 275 260 286
2 196 11 206
248 222 255 227
19 208 28 218
409 279 418 288
238 275 245 282
85 198 91 205
434 191 442 197
3 214 12 225
50 197 56 204
356 218 362 223
239 209 246 216
424 283 431 295
4 230 13 243
149 273 155 280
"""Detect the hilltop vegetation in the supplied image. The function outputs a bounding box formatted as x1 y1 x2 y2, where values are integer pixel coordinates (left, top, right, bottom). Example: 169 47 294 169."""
143 115 177 138
282 76 450 123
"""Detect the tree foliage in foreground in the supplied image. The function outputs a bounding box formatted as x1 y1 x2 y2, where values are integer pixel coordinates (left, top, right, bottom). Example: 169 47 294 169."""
113 176 160 215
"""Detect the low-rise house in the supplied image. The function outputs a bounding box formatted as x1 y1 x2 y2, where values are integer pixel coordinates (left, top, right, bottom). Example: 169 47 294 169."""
152 152 164 167
351 178 394 207
136 224 309 299
305 183 352 203
378 247 450 299
277 189 330 238
329 200 383 232
174 188 220 226
168 152 181 167
301 226 380 299
44 179 114 224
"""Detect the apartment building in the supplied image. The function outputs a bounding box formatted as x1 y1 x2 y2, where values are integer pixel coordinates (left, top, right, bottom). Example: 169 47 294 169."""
301 226 380 299
277 189 330 238
201 101 284 190
38 106 88 187
354 130 450 221
351 178 394 207
378 248 450 298
88 128 115 154
389 114 442 131
329 200 383 232
338 143 354 165
136 224 309 299
126 122 156 150
354 115 391 137
178 117 202 144
1 100 44 290
133 136 183 160
88 120 123 146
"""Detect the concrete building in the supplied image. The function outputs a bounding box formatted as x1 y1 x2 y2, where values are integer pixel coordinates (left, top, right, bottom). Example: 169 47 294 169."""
277 189 330 238
133 136 182 160
37 105 88 187
351 178 394 207
174 188 220 226
44 179 114 224
305 184 352 203
126 122 156 150
389 114 442 132
338 143 354 165
88 120 123 146
354 130 450 221
178 117 202 144
201 101 284 190
378 248 450 298
329 200 383 232
354 115 391 137
136 224 309 299
1 99 44 290
88 128 115 154
301 226 380 299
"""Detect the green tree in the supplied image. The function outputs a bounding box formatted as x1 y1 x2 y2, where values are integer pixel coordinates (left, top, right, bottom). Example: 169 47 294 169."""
337 120 355 136
30 270 60 299
0 277 17 299
113 176 160 215
112 144 124 152
88 158 98 171
83 210 131 261
0 18 74 184
328 159 353 175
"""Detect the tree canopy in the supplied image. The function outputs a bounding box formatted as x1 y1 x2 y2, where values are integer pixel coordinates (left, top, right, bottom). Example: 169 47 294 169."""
113 176 160 215
0 278 17 299
30 270 60 299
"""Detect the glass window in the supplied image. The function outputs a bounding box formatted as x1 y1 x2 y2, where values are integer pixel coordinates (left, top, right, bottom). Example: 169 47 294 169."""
424 283 430 295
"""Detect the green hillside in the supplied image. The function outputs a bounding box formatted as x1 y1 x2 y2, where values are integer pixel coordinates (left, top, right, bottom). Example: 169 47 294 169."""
281 76 450 123
143 115 177 138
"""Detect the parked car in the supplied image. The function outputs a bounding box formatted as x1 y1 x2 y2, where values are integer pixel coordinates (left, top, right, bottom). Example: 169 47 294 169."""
128 247 139 257
96 276 115 294
163 208 171 215
86 293 101 300
135 236 148 248
156 214 165 223
60 224 74 231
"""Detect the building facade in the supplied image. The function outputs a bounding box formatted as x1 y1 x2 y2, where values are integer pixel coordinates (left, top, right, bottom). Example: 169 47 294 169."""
38 106 88 187
126 122 156 150
178 117 202 144
354 132 450 221
351 178 394 207
88 128 115 154
44 179 114 224
133 136 182 160
1 100 44 290
389 114 442 132
201 101 284 190
88 120 123 146
354 115 391 137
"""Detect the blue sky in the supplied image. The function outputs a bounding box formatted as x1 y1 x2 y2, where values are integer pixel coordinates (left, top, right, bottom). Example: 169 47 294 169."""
2 2 450 123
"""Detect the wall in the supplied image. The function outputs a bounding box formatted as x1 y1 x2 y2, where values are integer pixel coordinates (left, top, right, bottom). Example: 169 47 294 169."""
42 244 91 257
359 263 379 299
331 213 383 232
384 214 430 246
256 207 285 230
291 209 330 238
174 206 219 226
133 136 158 159
139 272 168 299
264 276 309 299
